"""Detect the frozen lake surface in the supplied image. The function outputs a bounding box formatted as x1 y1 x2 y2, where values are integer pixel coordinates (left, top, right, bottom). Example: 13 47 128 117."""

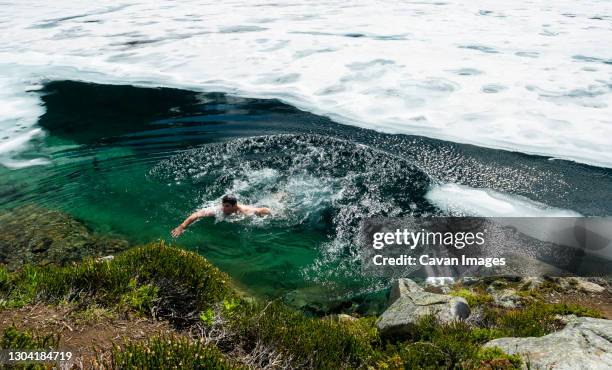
1 0 611 168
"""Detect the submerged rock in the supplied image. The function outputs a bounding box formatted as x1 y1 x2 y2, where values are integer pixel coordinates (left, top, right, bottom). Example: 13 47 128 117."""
484 316 612 369
0 205 129 270
377 279 470 338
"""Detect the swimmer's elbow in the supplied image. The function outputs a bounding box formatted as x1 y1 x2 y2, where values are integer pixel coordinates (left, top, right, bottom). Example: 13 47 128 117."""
257 207 271 216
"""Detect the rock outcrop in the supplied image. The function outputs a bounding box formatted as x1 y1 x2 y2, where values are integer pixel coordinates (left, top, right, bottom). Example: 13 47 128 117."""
388 278 423 305
484 316 612 369
377 278 470 337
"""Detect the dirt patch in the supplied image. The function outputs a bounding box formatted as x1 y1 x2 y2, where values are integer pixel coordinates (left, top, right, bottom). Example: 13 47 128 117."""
0 304 180 367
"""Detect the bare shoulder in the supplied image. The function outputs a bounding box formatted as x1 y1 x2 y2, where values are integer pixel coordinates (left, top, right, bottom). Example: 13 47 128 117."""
195 208 216 217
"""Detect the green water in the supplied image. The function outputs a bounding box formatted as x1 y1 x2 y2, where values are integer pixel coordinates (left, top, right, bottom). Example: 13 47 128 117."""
2 81 612 314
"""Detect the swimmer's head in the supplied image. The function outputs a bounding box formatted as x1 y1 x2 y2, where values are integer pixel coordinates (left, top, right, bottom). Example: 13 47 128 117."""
221 194 238 215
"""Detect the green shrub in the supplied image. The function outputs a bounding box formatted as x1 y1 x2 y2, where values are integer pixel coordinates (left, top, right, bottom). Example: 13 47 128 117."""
199 308 215 326
229 300 382 369
545 302 602 318
108 335 245 369
482 301 602 337
468 328 507 343
2 326 59 350
118 279 159 315
0 242 234 324
1 326 60 370
0 266 10 291
70 306 116 324
399 315 481 368
390 316 521 370
395 341 451 369
468 347 522 369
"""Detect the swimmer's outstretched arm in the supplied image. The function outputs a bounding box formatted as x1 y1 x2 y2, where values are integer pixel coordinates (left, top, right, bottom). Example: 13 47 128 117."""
171 208 214 238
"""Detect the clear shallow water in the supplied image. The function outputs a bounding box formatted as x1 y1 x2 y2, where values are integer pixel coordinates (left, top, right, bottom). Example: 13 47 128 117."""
1 81 611 314
1 0 611 168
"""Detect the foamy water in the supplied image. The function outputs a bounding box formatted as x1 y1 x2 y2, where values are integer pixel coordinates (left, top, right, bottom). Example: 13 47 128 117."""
1 0 611 168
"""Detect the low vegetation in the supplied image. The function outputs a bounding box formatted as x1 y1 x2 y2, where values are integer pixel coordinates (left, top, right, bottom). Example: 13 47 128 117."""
1 326 59 370
384 315 522 369
0 242 604 369
0 242 234 326
449 288 493 306
106 335 246 369
480 301 601 337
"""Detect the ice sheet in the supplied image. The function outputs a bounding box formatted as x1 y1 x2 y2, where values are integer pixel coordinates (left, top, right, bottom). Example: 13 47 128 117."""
0 0 610 167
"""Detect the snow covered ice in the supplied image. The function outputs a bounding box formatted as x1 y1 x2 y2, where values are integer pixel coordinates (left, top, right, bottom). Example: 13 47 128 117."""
0 0 611 168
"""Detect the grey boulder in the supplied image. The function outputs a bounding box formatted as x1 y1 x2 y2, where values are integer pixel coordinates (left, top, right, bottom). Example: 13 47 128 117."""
484 316 612 369
377 282 470 337
387 278 423 305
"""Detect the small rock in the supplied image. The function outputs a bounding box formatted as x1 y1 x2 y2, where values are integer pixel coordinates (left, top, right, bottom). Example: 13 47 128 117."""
548 277 606 293
520 276 544 291
424 277 454 294
323 314 357 323
460 277 480 285
486 280 509 293
571 278 605 294
484 316 612 369
96 255 114 262
424 285 447 294
551 277 572 290
30 237 52 253
487 281 522 308
490 288 522 309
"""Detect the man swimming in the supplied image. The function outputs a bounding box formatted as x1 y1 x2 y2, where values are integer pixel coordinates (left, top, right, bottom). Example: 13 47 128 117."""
171 194 271 238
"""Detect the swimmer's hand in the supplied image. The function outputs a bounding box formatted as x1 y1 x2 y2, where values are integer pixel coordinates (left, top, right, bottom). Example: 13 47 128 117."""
171 225 185 238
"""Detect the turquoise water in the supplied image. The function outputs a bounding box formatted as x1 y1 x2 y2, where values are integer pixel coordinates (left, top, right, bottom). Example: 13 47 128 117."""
2 81 611 314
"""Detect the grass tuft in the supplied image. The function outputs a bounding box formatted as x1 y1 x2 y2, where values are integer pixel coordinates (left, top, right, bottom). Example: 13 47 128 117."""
450 288 493 307
482 301 602 337
107 335 245 369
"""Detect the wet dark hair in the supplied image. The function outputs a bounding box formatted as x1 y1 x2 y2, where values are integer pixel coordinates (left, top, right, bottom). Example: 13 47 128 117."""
221 194 237 206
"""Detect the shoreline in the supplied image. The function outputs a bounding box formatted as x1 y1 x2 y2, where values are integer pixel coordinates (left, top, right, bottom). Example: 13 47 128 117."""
1 205 610 368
